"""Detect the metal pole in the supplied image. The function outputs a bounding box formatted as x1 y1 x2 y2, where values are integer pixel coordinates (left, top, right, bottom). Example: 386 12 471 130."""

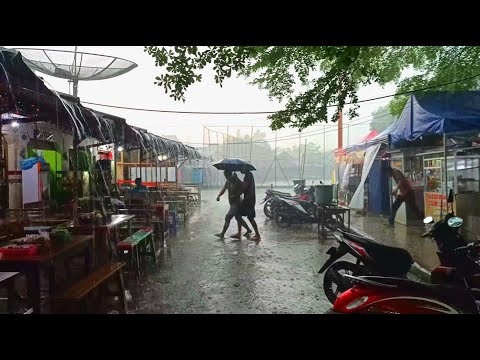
113 144 117 189
338 109 343 150
298 132 301 179
323 124 326 182
302 139 307 179
72 46 79 98
223 133 226 158
454 150 458 194
72 133 79 224
274 131 277 187
0 118 6 214
72 79 78 98
202 126 205 188
444 133 448 213
249 126 253 162
226 126 229 158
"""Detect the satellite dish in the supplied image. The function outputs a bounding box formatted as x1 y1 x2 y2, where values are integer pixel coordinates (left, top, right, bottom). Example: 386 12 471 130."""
13 47 138 97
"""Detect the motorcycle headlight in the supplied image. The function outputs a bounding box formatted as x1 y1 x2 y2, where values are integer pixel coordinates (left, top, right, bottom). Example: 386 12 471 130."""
345 296 369 310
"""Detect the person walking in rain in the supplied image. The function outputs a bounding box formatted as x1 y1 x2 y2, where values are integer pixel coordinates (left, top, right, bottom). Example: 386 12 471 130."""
215 170 252 239
386 166 423 226
234 169 261 240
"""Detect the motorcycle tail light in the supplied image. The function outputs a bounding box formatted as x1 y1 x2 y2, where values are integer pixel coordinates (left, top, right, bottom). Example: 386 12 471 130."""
345 296 369 310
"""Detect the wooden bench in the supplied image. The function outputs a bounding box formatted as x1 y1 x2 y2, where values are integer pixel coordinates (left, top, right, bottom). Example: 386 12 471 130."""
116 228 156 276
55 262 127 314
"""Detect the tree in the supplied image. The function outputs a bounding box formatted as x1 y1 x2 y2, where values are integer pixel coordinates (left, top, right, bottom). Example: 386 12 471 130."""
145 46 480 130
369 105 397 133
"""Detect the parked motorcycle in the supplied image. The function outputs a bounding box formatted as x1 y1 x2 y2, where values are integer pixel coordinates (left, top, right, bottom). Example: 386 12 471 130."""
332 215 480 314
274 198 317 228
262 186 315 219
318 229 414 304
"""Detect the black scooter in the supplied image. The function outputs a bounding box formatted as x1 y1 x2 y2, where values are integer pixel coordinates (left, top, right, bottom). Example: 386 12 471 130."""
318 229 414 304
274 197 317 228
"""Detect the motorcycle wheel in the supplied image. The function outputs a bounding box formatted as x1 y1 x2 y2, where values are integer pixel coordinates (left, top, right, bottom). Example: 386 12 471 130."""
323 261 361 305
275 212 291 228
264 200 274 219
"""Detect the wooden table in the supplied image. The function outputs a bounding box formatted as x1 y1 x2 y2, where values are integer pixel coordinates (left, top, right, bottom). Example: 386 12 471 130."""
317 205 351 240
29 218 72 227
0 234 94 313
24 226 52 234
93 215 135 264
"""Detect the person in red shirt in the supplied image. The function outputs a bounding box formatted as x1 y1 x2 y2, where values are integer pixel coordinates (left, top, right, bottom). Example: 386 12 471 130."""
386 167 423 226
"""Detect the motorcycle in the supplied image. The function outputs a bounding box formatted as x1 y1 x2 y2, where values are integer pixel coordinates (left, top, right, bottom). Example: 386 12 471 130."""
332 215 480 314
274 197 318 228
318 229 414 304
261 186 315 219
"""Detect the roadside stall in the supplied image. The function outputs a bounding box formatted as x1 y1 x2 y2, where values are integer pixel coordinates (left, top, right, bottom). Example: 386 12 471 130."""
334 130 378 206
388 91 480 231
0 47 209 313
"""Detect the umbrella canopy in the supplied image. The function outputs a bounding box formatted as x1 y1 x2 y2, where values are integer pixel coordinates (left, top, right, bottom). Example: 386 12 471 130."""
212 158 256 172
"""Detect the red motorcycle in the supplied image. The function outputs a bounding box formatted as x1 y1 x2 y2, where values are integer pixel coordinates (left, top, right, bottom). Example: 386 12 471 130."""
332 215 480 314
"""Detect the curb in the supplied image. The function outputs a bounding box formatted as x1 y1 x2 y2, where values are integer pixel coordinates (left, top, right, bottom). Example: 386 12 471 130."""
348 225 431 283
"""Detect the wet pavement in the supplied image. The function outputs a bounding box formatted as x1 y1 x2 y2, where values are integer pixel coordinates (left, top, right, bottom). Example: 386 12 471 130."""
127 188 335 314
349 212 439 272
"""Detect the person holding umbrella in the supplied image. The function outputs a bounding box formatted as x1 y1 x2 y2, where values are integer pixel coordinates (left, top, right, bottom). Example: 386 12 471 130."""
215 170 252 239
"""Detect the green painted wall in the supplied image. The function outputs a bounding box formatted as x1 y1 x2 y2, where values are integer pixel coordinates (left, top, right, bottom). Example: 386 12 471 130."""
27 147 62 201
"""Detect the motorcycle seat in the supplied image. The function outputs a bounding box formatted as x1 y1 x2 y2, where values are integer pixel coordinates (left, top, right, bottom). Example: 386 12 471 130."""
338 230 414 276
356 275 473 297
269 191 291 196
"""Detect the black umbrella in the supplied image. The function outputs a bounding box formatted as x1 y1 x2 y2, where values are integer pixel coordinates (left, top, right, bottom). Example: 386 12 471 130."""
212 158 256 172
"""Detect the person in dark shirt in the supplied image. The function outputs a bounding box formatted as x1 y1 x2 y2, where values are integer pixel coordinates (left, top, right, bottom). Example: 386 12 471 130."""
386 167 423 226
235 169 261 240
215 170 251 239
132 178 148 193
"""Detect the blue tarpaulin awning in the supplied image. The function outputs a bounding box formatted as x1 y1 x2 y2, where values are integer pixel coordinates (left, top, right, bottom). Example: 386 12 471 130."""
388 91 480 146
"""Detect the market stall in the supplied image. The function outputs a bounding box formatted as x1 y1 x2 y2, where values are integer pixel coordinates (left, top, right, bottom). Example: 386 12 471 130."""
389 91 480 228
334 130 378 206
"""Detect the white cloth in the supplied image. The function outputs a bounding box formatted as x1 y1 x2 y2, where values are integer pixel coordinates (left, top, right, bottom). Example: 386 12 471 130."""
340 164 351 192
348 144 382 210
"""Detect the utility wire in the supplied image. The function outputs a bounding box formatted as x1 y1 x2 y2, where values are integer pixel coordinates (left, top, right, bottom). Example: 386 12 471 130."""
81 72 480 114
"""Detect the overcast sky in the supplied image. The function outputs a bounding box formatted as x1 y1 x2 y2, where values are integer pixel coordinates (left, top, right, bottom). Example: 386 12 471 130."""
6 46 397 150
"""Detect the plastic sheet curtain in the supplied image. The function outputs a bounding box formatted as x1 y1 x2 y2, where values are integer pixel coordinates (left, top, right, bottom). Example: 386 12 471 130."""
348 144 382 209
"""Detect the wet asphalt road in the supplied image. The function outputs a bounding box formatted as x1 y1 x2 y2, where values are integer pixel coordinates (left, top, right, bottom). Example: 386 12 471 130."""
127 188 335 314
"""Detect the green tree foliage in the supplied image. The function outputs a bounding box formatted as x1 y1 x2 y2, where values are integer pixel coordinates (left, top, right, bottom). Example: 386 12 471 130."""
369 105 397 133
145 46 480 130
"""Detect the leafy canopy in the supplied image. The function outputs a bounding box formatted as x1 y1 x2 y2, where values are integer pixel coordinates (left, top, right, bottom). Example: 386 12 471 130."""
145 46 480 130
369 105 397 133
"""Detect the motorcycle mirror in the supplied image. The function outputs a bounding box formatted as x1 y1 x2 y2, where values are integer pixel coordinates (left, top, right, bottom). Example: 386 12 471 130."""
423 216 434 224
447 216 463 228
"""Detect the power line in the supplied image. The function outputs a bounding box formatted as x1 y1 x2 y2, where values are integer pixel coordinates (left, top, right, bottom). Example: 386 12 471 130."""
202 108 395 145
81 72 480 115
200 109 393 146
151 108 395 147
201 118 374 146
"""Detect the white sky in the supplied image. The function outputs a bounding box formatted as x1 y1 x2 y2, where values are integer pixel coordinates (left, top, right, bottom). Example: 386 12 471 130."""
6 46 398 150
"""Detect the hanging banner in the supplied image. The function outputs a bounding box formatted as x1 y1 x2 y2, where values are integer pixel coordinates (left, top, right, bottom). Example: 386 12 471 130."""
349 144 382 209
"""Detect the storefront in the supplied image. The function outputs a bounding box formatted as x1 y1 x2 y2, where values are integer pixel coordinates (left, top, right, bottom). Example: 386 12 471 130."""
387 150 425 224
